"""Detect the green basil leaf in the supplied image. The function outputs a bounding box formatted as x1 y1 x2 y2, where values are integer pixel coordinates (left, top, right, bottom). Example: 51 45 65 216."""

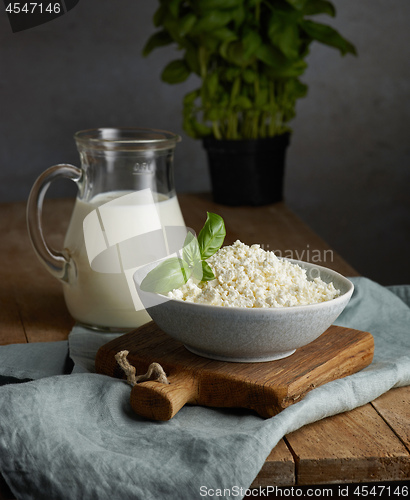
286 77 308 99
182 116 199 139
300 20 357 56
183 88 200 105
203 72 219 100
255 44 287 67
168 0 182 19
303 0 336 17
208 27 237 43
191 10 233 34
182 231 201 266
221 40 252 66
183 116 212 139
242 68 257 83
256 45 307 77
142 31 173 57
203 106 222 123
242 30 262 60
163 17 182 41
161 60 191 84
192 120 213 137
221 67 241 82
184 50 200 75
178 13 197 36
192 260 215 281
231 4 246 30
233 95 253 109
153 4 166 27
197 212 226 259
284 0 307 10
268 11 301 60
196 0 243 13
140 257 192 294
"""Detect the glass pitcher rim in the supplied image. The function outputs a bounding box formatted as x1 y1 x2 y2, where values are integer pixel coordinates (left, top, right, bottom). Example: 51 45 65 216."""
74 127 181 151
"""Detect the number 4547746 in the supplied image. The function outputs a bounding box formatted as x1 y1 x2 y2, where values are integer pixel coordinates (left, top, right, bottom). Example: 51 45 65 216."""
6 3 61 14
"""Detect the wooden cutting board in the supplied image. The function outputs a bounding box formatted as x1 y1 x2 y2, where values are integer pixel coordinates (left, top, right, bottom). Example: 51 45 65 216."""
95 322 374 421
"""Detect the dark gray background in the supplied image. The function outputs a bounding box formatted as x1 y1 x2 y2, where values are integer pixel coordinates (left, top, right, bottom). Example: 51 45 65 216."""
1 0 409 285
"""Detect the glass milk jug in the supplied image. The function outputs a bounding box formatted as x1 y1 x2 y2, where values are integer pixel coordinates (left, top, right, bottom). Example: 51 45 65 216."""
27 128 185 331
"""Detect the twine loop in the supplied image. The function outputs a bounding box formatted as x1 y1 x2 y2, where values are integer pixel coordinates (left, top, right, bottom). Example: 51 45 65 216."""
115 350 169 387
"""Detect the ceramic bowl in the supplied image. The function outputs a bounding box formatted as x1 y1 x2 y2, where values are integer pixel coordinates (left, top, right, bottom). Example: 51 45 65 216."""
133 259 354 363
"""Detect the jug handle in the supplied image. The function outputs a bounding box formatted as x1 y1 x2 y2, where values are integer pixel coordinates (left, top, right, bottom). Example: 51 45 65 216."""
27 164 82 283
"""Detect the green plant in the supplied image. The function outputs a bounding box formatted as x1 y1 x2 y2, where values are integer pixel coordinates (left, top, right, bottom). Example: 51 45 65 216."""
140 212 226 294
143 0 356 140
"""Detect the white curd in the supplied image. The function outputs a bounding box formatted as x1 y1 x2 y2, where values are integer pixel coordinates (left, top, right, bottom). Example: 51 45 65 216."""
168 240 340 308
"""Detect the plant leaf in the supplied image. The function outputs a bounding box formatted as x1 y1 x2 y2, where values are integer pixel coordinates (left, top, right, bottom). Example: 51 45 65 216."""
161 60 191 83
192 260 215 281
203 72 219 100
303 0 336 17
182 231 201 267
242 30 262 60
208 27 237 43
191 10 233 34
192 120 213 137
197 212 226 259
284 0 307 10
268 10 301 60
142 31 173 57
168 0 182 19
183 42 201 74
300 20 357 55
233 95 253 109
178 13 197 36
221 40 247 66
153 4 166 27
140 257 192 294
196 0 244 13
256 45 307 77
242 68 257 83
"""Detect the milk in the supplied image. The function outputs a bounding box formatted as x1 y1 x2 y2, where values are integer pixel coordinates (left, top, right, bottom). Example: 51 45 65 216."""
62 190 185 330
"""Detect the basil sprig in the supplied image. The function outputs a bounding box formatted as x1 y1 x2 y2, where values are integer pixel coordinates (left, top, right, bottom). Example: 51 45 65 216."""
140 212 226 294
197 212 226 259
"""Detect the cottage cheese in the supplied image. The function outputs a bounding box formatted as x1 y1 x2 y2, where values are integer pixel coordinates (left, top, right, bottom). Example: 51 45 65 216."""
168 240 340 308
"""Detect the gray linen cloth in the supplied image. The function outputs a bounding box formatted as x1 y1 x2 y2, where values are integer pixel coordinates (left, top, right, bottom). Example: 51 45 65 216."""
0 277 409 500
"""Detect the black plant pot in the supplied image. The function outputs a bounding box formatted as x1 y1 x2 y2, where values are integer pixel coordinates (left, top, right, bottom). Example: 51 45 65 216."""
202 132 290 206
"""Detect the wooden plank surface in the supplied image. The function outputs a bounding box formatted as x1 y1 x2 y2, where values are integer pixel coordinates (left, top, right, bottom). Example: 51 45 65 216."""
0 195 409 492
0 276 27 345
372 386 410 450
286 403 410 484
250 440 295 488
0 198 74 345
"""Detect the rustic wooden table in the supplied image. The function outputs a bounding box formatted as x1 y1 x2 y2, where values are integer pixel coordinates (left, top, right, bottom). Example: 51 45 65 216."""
0 194 409 497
